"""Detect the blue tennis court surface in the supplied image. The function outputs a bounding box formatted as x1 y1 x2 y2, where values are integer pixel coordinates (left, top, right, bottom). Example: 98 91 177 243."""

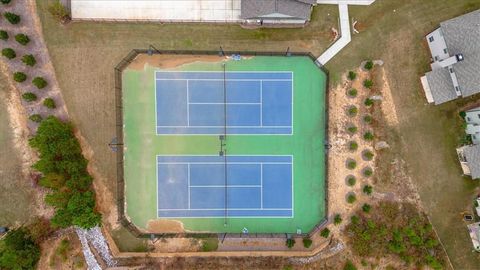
156 155 293 218
155 71 293 135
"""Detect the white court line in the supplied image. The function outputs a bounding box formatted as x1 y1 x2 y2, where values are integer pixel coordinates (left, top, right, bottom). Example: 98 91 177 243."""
260 80 263 127
157 125 291 128
189 185 262 188
188 102 261 105
158 162 292 165
186 80 190 126
260 164 263 209
187 163 191 209
158 208 292 211
156 78 292 82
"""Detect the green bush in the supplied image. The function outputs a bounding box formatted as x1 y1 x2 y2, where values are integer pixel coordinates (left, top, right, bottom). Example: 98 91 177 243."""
15 33 30 45
29 114 42 123
0 228 40 270
347 125 358 134
348 71 357 81
363 79 373 89
43 98 56 109
347 88 357 97
363 114 373 124
348 141 358 151
347 175 356 186
0 30 8 40
22 92 37 102
363 167 373 177
13 72 27 82
344 260 358 270
363 131 374 141
362 203 372 213
363 185 373 195
48 0 70 21
334 214 342 225
0 0 12 4
2 48 15 59
364 98 374 107
286 238 296 249
459 111 466 119
320 228 330 238
200 238 218 252
302 237 312 248
347 106 358 117
363 150 374 161
364 60 374 70
4 12 20 24
350 215 360 224
21 54 36 66
347 193 357 204
32 77 48 89
347 159 357 170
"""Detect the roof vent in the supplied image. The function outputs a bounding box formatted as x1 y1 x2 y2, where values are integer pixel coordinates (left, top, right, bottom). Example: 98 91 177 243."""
456 54 464 62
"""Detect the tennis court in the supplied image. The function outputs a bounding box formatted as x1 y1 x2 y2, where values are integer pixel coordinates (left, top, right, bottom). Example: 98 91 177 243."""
156 155 293 218
155 71 293 135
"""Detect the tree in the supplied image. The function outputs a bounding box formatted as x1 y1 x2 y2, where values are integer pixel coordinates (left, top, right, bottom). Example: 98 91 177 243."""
363 150 374 161
347 159 357 170
22 92 37 102
13 72 27 82
347 106 358 117
344 260 358 270
334 214 342 225
48 0 70 22
347 88 357 97
0 228 40 270
363 167 373 177
362 203 372 213
39 173 66 190
363 185 373 195
364 98 374 107
347 193 357 204
348 141 358 151
363 131 374 141
14 33 30 45
32 77 47 89
1 48 15 59
0 30 8 40
348 71 357 81
43 98 56 109
347 175 356 186
302 237 312 248
320 228 330 238
0 0 12 4
347 125 357 134
363 115 373 124
363 79 373 89
21 54 36 66
29 114 42 123
286 238 296 249
3 12 20 24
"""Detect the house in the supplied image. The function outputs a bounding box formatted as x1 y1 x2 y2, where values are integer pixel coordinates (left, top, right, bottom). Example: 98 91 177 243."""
467 222 480 252
70 0 316 25
420 9 480 105
456 144 480 179
465 106 480 144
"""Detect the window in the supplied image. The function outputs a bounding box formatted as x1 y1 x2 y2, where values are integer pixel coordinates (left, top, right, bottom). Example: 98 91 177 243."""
449 68 454 73
467 117 471 121
444 48 448 54
473 135 476 140
434 56 439 61
429 36 434 42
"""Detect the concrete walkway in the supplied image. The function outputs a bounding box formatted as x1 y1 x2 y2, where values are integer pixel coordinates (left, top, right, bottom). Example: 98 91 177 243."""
316 0 376 66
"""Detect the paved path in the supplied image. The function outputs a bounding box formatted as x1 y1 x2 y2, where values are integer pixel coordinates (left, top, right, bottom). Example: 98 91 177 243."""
315 0 376 66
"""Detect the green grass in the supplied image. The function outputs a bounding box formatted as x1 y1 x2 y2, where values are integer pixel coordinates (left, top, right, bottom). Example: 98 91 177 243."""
123 56 326 233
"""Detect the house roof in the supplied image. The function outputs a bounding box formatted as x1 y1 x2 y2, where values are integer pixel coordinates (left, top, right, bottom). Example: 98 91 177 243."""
464 144 480 179
440 9 480 97
425 68 458 104
241 0 313 20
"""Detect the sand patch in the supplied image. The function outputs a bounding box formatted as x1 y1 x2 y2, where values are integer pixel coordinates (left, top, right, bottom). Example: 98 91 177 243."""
127 54 227 71
147 219 185 233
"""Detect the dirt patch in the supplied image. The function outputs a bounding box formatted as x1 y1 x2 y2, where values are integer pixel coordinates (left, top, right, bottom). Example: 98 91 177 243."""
127 54 226 71
37 231 86 270
146 219 185 233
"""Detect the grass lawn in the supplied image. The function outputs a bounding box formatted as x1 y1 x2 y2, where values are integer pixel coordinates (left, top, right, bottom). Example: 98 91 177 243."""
0 70 34 226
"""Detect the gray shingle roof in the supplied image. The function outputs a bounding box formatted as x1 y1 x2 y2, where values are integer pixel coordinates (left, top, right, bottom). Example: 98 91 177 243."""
241 0 313 20
440 10 480 97
464 144 480 179
426 69 458 104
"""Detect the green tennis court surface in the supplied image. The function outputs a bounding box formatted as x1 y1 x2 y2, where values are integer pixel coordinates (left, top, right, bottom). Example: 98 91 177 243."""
123 55 326 233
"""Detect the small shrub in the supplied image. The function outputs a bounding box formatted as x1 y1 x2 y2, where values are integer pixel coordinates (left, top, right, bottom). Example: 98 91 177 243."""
344 260 358 270
363 167 373 177
334 214 342 225
286 238 296 249
363 114 373 124
22 92 37 102
363 150 374 161
1 0 12 4
348 141 358 151
29 114 43 123
363 79 373 89
32 77 48 89
364 60 374 70
364 98 374 107
362 203 372 213
348 71 357 81
43 98 56 109
2 48 15 59
347 193 357 204
13 72 27 82
350 215 360 224
4 12 20 24
346 175 356 186
302 237 312 248
363 185 373 195
48 0 70 22
200 238 218 252
347 125 358 134
346 159 357 170
347 88 358 97
15 33 30 45
21 54 36 66
363 131 374 141
459 111 466 119
56 239 71 262
320 228 330 238
347 106 358 117
0 30 8 40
